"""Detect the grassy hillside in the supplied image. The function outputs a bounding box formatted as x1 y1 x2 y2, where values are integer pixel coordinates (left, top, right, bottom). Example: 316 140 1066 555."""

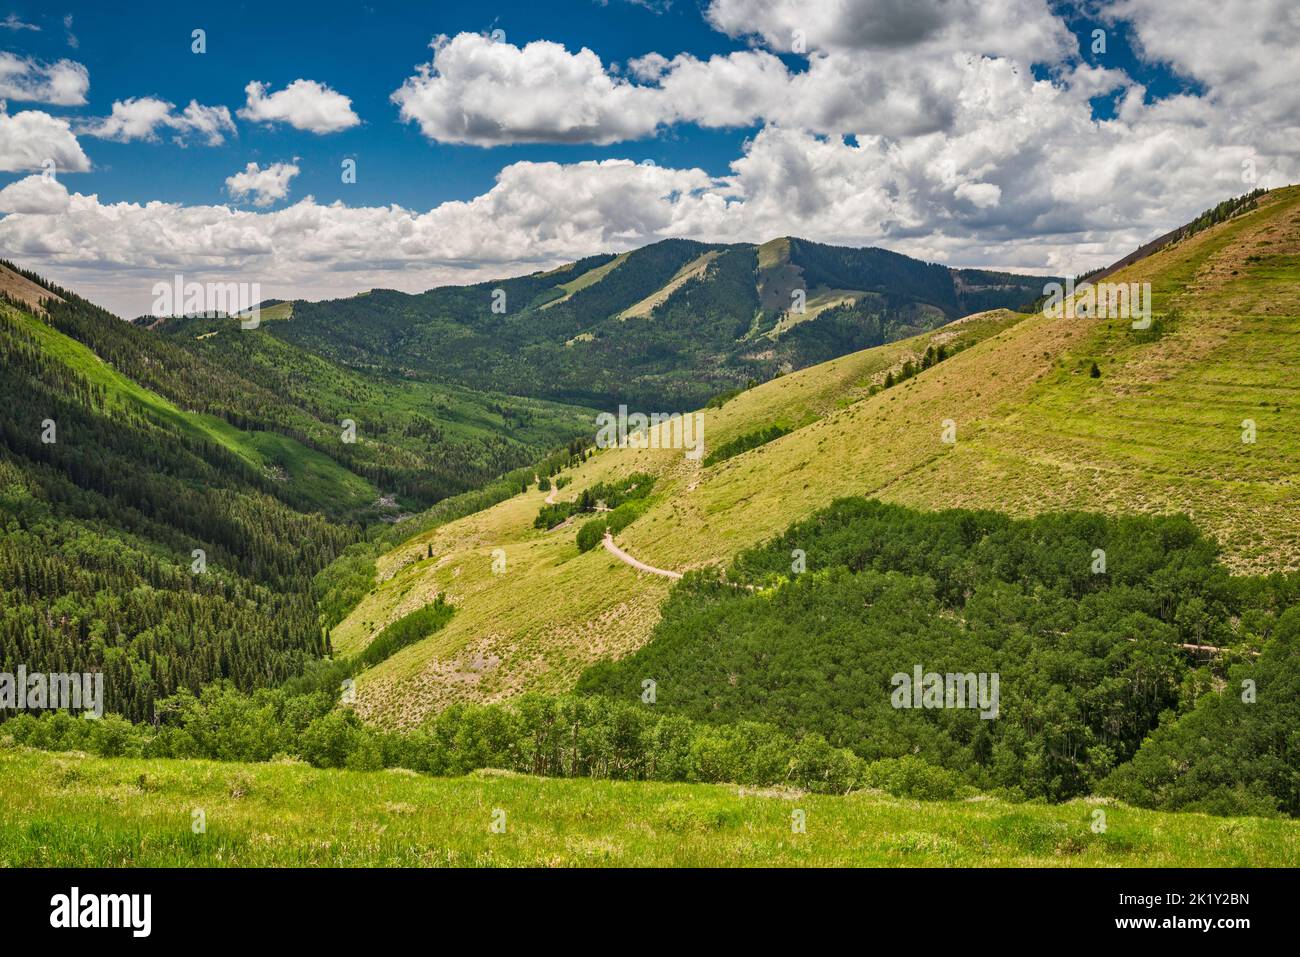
340 185 1300 728
3 747 1294 867
335 309 1021 724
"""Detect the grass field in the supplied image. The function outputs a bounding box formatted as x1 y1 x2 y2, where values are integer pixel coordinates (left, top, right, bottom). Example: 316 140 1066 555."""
3 747 1295 867
336 186 1300 728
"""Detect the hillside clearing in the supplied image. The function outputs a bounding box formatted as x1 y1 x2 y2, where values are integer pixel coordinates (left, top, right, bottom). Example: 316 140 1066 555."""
617 250 720 320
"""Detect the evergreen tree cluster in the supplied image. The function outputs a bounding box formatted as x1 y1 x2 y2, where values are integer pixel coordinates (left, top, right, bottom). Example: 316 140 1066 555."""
532 473 655 530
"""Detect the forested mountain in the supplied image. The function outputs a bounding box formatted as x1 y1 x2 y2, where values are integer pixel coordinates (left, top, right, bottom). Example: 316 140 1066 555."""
155 238 1051 410
0 264 590 720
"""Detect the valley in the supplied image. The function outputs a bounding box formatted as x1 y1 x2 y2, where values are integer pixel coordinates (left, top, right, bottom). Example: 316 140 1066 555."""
1 0 1297 920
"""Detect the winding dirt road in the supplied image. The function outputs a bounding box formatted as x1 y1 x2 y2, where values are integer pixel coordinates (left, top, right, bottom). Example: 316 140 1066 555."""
602 531 682 579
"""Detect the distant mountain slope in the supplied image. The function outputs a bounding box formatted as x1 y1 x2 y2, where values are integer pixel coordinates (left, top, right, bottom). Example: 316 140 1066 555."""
0 261 63 312
211 238 1051 409
144 312 594 506
336 184 1300 728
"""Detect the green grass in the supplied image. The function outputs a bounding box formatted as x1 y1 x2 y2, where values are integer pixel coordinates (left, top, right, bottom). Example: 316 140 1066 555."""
3 747 1294 867
253 300 293 322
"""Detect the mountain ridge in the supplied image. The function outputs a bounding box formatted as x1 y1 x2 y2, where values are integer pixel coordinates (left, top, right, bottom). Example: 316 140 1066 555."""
143 236 1054 410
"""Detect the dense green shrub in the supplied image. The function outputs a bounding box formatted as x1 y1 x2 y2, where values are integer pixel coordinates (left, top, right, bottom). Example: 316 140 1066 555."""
533 473 655 529
577 518 607 553
860 756 974 800
353 599 453 669
3 689 868 794
1101 608 1300 817
605 500 643 535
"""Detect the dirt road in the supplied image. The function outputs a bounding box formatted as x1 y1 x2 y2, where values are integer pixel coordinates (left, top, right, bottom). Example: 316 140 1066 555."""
602 531 682 579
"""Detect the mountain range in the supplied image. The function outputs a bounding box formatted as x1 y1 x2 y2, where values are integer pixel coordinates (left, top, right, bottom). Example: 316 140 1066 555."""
142 236 1053 409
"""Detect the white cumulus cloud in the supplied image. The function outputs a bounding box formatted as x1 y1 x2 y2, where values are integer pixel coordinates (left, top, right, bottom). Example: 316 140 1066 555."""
0 172 70 214
393 34 666 145
225 161 300 207
391 22 1074 146
0 107 90 173
79 97 236 146
0 52 89 105
238 79 360 134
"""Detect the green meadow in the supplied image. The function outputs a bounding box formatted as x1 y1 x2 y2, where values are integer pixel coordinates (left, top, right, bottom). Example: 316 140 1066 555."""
3 747 1295 867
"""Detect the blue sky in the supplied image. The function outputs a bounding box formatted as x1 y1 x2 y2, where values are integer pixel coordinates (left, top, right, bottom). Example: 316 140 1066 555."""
6 0 766 208
0 0 1291 316
8 0 1197 207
